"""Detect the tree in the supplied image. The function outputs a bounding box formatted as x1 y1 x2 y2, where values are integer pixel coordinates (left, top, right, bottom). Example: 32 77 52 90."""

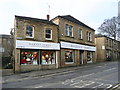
98 17 120 40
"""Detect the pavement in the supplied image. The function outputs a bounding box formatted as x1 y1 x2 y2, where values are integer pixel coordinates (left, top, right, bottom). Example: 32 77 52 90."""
2 60 120 89
2 62 105 83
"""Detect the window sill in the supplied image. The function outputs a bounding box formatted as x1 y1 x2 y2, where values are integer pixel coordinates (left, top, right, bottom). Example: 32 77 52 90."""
87 40 93 43
65 62 74 64
25 37 34 40
65 36 74 38
79 38 83 40
26 36 34 39
45 39 54 42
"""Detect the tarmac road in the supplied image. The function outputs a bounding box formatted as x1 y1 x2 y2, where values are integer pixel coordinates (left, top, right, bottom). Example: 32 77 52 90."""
2 61 119 89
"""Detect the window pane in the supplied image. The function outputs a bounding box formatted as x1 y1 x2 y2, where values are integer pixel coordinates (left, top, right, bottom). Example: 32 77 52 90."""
65 24 69 36
21 50 39 65
86 32 89 41
79 29 82 39
26 25 33 37
46 29 51 39
69 26 73 37
65 50 74 62
46 34 51 38
46 29 51 33
41 51 55 64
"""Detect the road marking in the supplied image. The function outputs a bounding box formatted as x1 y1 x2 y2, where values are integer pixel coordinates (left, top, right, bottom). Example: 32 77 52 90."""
92 82 104 88
106 84 113 88
103 68 116 72
72 73 95 81
34 86 43 88
111 84 120 89
70 80 95 88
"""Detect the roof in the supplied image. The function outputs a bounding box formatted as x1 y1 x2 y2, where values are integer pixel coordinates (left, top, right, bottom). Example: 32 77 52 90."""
95 34 120 42
15 15 58 26
51 15 95 31
0 34 10 38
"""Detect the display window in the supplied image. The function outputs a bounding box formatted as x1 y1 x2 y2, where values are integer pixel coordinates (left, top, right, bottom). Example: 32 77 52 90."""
65 50 74 63
41 51 55 64
87 52 92 63
20 50 39 65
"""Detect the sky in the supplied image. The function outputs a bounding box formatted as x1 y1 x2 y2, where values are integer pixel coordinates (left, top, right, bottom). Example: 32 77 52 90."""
0 0 119 35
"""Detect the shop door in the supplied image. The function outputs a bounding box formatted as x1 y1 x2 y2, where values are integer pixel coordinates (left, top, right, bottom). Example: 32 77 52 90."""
80 50 84 64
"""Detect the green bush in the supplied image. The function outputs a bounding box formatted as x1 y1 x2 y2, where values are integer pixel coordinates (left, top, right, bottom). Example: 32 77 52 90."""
2 57 13 69
4 63 13 69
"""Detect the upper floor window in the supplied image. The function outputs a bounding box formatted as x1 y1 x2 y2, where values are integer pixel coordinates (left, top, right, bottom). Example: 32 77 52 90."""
65 24 73 37
86 31 92 41
26 25 34 38
106 39 108 46
86 31 89 41
89 32 92 41
79 29 82 39
65 24 69 36
46 29 52 40
69 26 73 37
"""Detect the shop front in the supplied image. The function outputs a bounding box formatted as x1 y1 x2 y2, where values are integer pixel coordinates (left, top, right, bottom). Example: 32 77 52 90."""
15 40 60 72
60 41 96 67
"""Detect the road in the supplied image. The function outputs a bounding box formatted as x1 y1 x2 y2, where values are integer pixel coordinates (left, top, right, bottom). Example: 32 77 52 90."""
2 61 119 89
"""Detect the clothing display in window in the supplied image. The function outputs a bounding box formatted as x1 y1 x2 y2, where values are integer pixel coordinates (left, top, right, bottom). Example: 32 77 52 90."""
41 51 55 64
87 52 92 63
21 50 39 65
65 50 74 63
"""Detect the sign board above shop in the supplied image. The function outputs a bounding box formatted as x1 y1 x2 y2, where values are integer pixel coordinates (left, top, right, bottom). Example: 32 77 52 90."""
61 41 96 51
16 40 60 50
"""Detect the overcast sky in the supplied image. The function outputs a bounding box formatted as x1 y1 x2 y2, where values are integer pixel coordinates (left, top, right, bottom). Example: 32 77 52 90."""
0 0 119 35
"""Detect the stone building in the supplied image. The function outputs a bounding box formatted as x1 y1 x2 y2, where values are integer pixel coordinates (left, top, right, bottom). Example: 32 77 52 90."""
0 34 13 68
95 35 120 62
0 34 13 57
14 15 60 72
51 15 96 67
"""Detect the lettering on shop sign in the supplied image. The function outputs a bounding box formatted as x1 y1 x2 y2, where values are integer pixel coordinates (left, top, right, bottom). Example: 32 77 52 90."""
61 41 96 51
29 43 52 48
16 40 60 50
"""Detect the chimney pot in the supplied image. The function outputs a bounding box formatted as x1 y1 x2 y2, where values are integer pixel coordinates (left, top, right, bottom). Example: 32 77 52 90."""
47 14 50 21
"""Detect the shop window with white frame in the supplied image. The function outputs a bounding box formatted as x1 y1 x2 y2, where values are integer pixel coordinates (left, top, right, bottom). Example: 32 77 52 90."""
26 25 34 38
65 50 74 64
79 29 82 39
46 29 52 40
20 50 39 65
69 26 73 37
41 51 55 64
87 52 92 63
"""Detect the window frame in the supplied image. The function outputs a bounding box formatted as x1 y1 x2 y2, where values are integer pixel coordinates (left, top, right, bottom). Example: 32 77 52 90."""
69 26 73 37
45 29 52 40
65 24 69 36
79 29 83 39
26 25 34 38
86 31 89 41
89 32 92 41
65 50 74 64
41 50 56 65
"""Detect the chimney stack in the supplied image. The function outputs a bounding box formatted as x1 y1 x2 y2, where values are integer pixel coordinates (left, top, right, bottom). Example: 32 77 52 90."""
47 14 50 21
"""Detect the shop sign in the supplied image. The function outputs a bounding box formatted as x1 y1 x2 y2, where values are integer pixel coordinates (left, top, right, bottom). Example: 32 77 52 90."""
61 41 96 51
16 40 60 50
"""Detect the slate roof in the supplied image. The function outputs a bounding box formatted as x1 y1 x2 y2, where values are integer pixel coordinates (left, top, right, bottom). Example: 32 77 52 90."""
51 15 95 31
0 34 11 38
15 15 58 26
